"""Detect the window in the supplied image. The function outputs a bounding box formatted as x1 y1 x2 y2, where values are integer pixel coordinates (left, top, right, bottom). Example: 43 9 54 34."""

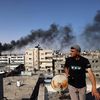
96 74 99 77
61 65 64 68
18 57 23 58
45 52 52 55
41 58 44 60
41 53 44 55
95 60 98 63
40 62 42 64
46 66 50 68
26 52 28 55
29 53 32 55
29 58 32 60
11 57 16 58
45 57 52 59
3 56 8 58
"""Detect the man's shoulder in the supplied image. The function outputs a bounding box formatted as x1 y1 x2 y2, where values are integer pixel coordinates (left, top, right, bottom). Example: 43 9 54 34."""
66 57 73 61
80 56 91 68
80 56 89 61
66 56 89 62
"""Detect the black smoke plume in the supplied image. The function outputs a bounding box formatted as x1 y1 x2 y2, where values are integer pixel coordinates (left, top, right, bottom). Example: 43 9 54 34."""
0 24 75 53
81 11 100 50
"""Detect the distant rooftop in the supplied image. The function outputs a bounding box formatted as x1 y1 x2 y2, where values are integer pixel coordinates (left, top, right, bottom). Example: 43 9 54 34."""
3 75 39 100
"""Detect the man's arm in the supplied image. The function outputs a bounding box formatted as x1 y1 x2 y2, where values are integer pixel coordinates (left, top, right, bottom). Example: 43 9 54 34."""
86 68 100 100
64 67 69 77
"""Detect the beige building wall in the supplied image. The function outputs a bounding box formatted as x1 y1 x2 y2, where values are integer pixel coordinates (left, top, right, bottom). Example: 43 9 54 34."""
0 56 9 64
33 48 39 70
39 50 53 71
0 54 24 65
25 48 34 71
25 48 53 71
0 54 24 71
10 54 24 64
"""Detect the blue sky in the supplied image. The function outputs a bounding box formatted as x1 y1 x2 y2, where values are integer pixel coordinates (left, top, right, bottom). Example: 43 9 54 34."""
0 0 100 43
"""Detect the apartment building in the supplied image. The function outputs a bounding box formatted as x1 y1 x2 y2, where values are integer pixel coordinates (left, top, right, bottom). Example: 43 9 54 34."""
83 54 100 77
25 48 34 71
0 54 24 70
25 47 53 71
0 55 9 65
39 49 53 70
53 53 66 74
53 51 100 75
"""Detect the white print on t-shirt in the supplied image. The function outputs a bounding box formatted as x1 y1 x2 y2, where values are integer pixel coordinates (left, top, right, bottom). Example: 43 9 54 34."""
71 66 82 70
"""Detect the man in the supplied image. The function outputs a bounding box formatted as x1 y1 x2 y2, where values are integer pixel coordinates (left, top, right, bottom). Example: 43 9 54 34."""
64 44 100 100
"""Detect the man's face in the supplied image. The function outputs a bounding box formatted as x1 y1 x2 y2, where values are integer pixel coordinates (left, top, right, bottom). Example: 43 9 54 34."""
70 48 79 57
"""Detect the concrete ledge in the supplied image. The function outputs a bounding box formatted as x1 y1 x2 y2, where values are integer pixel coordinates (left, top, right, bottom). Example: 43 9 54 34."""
38 84 45 100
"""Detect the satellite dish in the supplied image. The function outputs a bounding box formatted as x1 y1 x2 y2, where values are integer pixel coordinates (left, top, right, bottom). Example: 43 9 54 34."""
51 74 68 91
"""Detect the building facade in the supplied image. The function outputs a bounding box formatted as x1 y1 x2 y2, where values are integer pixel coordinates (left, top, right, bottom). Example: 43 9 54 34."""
83 53 100 78
25 48 34 71
25 47 53 71
0 54 24 70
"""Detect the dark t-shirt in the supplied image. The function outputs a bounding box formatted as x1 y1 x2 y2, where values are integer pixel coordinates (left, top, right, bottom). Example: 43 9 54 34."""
64 56 91 88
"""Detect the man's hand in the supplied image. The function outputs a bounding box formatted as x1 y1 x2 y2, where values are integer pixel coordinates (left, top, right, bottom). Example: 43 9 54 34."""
86 68 100 100
92 87 100 100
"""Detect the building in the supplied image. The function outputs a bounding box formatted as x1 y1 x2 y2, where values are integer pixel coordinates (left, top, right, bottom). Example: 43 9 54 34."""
0 54 24 71
25 48 34 71
83 52 100 78
53 51 100 76
39 49 53 71
25 47 53 71
53 52 66 74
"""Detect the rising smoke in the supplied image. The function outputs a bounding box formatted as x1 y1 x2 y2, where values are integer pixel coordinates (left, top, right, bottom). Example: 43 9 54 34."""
81 11 100 50
1 11 100 53
0 24 75 53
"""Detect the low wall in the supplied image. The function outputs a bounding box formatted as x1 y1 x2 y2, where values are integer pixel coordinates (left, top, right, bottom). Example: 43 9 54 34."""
30 74 44 100
0 74 3 99
37 84 45 100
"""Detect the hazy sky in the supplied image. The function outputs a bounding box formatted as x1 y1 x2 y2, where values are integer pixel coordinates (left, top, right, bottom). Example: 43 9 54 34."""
0 0 100 43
